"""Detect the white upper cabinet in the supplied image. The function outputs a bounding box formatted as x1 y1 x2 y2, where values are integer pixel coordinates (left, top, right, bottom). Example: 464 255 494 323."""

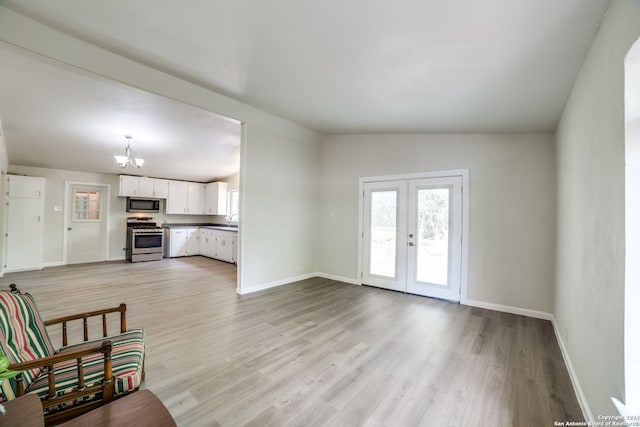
205 182 228 215
166 181 205 215
119 175 169 199
144 178 228 216
166 180 189 214
119 175 139 197
188 182 205 215
153 179 170 199
137 177 154 197
8 175 43 199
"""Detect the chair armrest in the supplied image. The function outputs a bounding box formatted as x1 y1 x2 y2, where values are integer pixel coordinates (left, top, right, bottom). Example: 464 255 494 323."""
8 340 112 372
8 340 113 401
44 304 127 345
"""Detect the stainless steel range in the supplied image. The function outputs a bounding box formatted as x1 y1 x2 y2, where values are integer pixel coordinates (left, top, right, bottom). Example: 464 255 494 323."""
126 217 164 262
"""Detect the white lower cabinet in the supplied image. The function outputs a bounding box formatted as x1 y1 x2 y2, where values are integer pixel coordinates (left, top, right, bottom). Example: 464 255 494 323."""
200 229 216 258
166 227 236 263
214 232 234 263
200 228 237 263
166 228 200 257
232 234 238 264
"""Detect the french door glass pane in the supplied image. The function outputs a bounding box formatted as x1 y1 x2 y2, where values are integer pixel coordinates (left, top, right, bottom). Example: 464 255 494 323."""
370 190 397 278
416 188 449 285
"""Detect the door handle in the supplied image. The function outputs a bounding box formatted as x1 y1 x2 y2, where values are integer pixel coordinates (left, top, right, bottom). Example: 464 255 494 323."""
67 227 72 231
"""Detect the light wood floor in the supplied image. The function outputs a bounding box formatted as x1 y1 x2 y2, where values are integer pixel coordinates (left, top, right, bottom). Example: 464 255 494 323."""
1 257 583 426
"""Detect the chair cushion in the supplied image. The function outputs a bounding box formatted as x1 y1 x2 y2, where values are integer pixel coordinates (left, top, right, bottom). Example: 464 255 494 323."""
25 329 144 411
0 291 55 396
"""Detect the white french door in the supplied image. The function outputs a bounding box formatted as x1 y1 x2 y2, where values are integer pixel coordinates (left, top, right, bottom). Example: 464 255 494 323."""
362 175 463 301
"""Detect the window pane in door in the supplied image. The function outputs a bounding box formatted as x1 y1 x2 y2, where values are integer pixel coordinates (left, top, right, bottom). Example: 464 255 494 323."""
74 191 101 221
416 188 449 285
369 190 397 278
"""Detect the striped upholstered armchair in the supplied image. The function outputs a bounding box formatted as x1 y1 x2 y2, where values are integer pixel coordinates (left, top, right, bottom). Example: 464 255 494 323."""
0 285 144 426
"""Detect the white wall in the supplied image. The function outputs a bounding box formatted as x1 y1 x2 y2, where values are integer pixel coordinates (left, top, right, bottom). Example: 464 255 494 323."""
0 7 322 291
239 124 321 292
320 133 556 314
7 165 213 263
554 0 640 420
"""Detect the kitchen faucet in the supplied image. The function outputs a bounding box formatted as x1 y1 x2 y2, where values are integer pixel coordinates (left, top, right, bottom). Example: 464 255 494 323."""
226 213 238 226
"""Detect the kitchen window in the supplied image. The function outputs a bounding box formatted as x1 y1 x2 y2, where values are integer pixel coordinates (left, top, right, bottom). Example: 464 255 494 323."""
227 190 239 222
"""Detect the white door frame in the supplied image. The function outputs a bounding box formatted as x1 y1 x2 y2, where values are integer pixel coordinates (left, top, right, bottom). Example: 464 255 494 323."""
357 169 469 302
63 181 111 265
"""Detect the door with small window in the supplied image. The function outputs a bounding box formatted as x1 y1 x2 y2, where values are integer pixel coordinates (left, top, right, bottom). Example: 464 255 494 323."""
67 184 107 264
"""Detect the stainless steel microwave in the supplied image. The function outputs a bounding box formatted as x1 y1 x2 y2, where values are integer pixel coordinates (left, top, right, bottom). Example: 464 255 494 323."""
126 198 160 213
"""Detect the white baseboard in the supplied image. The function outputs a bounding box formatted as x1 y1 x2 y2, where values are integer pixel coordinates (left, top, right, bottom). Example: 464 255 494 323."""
462 298 553 320
237 272 318 295
42 261 65 268
43 258 124 268
5 265 45 273
315 272 361 285
551 316 593 422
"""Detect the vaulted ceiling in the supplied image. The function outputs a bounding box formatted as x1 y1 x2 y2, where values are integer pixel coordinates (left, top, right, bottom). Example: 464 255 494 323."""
0 0 611 179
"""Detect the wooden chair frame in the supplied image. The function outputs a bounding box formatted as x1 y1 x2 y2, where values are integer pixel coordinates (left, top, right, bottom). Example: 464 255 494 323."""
5 285 140 426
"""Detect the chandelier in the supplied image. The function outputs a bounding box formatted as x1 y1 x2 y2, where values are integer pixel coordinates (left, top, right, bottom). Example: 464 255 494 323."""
114 135 144 168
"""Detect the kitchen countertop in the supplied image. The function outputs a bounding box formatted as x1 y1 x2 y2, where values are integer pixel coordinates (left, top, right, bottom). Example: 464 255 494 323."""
162 223 238 232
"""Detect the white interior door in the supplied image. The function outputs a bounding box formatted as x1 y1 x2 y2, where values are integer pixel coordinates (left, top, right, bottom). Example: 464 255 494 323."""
67 184 107 264
362 176 463 302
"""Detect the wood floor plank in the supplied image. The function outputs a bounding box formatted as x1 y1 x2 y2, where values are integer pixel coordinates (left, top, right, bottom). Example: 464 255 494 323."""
0 257 583 426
